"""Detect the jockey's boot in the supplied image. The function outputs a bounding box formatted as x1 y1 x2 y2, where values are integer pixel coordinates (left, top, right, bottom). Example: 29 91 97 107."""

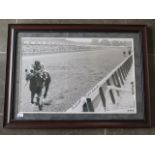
31 99 34 104
43 72 48 81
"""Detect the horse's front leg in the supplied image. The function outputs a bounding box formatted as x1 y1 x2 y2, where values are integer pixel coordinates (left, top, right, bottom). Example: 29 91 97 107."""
31 92 35 104
37 89 43 111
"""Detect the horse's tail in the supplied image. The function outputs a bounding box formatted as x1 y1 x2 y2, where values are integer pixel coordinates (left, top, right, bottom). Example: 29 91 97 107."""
43 72 51 98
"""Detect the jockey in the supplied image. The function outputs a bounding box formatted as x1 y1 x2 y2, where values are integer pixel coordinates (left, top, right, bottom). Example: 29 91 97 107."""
31 60 48 80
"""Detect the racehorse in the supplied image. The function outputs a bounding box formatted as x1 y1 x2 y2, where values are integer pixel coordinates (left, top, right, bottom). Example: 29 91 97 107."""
25 69 51 111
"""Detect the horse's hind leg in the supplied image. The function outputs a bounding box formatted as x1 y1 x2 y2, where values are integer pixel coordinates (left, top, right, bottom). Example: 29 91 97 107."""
36 96 40 105
31 92 35 104
44 84 49 98
44 77 51 98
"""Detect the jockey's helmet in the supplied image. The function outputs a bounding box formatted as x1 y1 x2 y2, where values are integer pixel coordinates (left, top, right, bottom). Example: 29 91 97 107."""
34 60 41 67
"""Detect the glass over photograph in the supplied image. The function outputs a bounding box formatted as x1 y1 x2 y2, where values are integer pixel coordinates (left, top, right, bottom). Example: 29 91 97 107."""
4 24 151 128
15 35 136 117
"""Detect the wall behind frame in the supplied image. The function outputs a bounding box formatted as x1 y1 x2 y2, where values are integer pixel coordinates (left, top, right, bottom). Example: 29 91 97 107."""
0 19 155 134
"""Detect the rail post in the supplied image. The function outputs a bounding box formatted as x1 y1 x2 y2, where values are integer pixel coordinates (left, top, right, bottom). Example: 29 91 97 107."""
126 60 129 74
86 98 94 112
122 63 127 77
99 86 106 107
114 72 121 88
123 65 127 78
127 58 130 73
112 74 120 96
118 69 124 85
106 79 116 104
83 103 89 112
124 62 128 76
120 66 126 80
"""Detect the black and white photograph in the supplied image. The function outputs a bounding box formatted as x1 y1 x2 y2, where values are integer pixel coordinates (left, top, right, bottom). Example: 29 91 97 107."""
16 35 136 115
3 24 151 128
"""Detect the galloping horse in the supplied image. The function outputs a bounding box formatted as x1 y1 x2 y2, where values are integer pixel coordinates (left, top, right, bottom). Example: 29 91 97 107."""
25 69 51 111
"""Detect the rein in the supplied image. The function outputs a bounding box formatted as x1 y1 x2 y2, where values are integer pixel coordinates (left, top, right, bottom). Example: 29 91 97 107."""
26 72 45 82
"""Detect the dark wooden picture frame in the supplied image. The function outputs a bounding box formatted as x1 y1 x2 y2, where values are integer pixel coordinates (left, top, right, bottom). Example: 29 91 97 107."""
3 24 151 128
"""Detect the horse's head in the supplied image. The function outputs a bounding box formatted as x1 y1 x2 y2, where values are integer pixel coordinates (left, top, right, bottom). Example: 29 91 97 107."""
26 69 45 89
25 69 34 81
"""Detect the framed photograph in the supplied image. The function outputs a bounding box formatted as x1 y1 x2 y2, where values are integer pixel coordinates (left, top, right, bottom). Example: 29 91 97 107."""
3 24 151 128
